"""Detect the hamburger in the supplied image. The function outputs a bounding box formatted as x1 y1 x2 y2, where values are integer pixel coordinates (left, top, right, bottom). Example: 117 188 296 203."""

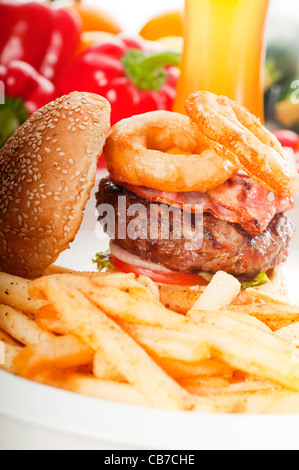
0 88 295 314
96 96 296 313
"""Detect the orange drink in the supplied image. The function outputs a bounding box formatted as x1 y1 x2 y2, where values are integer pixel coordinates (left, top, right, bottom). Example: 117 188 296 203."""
173 0 270 120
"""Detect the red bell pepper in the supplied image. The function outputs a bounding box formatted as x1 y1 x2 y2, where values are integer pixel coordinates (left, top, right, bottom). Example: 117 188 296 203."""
0 0 81 83
0 60 56 146
57 35 180 125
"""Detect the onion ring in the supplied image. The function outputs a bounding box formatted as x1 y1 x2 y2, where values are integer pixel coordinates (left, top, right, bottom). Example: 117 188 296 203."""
185 91 299 197
104 111 236 192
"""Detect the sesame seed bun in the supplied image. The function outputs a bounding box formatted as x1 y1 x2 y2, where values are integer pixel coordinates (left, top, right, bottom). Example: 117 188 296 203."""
0 92 111 278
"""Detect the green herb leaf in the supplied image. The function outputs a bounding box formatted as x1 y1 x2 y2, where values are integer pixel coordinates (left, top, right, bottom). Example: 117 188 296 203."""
242 272 270 290
92 251 113 271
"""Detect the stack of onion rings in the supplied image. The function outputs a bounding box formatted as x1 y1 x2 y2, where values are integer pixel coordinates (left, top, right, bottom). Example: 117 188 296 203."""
104 94 299 197
185 91 299 197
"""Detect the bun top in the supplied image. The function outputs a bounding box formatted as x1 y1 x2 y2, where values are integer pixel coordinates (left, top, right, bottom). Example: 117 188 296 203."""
0 92 111 278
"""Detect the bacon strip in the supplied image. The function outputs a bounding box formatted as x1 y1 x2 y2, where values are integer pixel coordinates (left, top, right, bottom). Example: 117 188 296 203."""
112 175 294 233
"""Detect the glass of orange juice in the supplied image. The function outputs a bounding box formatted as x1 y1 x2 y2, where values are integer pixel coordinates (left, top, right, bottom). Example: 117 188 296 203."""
173 0 270 121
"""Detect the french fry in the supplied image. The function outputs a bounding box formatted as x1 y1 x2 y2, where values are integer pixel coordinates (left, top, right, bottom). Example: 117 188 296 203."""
158 285 203 315
89 272 158 301
36 277 193 411
0 272 47 314
74 278 299 386
135 275 160 301
180 376 278 396
119 321 211 363
0 342 23 374
180 376 231 395
31 276 189 330
197 312 299 391
4 269 299 414
190 301 273 334
93 351 126 382
188 271 241 317
74 278 252 344
0 328 21 346
59 276 299 391
223 311 273 334
228 303 299 331
62 374 151 407
236 390 299 414
88 273 161 304
58 276 299 387
193 389 299 414
44 265 78 276
0 305 53 346
31 273 160 305
274 322 299 346
155 358 234 380
14 335 93 379
88 285 187 328
36 305 71 335
242 287 290 305
193 395 235 413
36 371 150 407
225 380 280 394
187 276 273 335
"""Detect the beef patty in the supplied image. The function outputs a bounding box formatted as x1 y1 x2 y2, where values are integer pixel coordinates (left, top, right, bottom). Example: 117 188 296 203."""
96 178 295 276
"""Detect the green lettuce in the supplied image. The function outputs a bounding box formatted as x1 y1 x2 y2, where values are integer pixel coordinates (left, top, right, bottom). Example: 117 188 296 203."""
93 251 113 271
242 272 270 290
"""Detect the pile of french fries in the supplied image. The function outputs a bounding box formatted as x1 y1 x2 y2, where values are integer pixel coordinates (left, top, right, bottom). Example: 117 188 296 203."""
2 267 299 413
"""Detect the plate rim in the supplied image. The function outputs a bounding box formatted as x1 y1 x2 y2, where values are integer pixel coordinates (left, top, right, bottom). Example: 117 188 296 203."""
2 370 299 450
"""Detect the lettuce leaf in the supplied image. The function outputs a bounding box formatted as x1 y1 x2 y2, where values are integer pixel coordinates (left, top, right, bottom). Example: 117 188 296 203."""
242 272 270 290
93 251 113 271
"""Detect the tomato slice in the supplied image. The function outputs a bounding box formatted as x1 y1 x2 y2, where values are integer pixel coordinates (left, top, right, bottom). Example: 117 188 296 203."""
110 256 208 287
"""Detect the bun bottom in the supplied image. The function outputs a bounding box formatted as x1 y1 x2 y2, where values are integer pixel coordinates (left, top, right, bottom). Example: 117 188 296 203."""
158 266 287 314
251 266 287 299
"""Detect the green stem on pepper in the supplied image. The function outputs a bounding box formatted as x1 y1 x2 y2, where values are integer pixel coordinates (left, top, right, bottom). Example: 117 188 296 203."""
122 49 181 92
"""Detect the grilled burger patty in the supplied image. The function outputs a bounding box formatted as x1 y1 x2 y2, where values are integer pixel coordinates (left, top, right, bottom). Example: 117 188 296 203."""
96 178 295 276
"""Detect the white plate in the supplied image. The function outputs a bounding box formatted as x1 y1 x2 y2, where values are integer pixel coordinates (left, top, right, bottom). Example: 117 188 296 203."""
1 172 299 450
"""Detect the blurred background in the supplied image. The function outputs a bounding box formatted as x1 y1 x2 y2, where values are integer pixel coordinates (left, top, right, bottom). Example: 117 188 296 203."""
85 0 299 134
81 0 299 34
2 0 299 148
